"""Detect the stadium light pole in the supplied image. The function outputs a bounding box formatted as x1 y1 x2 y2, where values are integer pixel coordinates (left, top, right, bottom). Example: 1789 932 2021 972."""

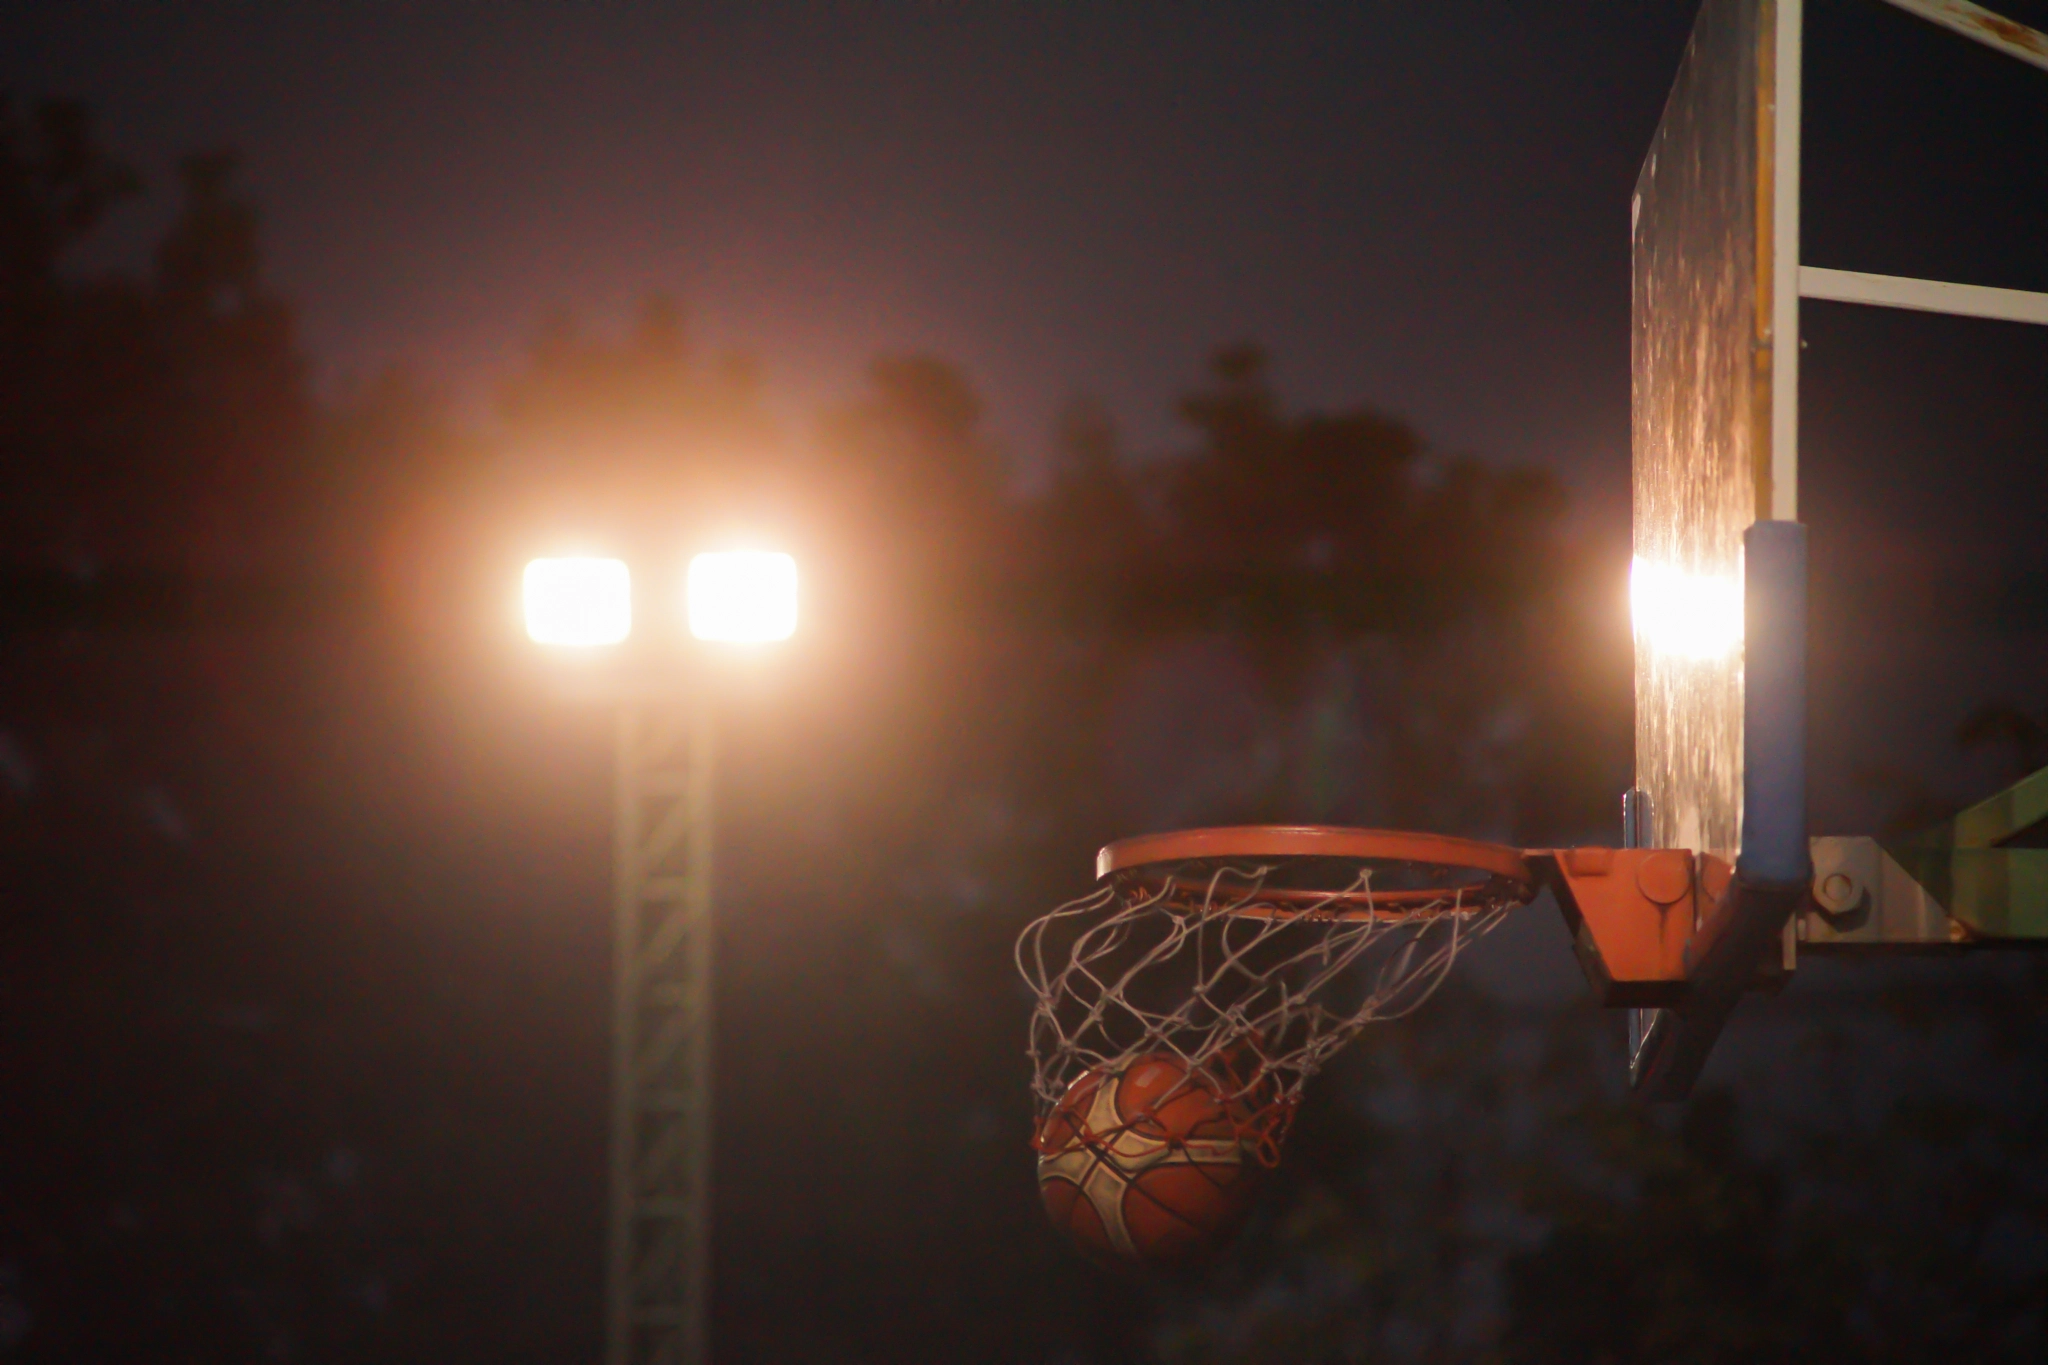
524 551 798 1365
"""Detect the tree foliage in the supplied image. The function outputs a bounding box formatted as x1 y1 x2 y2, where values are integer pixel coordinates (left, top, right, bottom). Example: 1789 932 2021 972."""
0 101 307 570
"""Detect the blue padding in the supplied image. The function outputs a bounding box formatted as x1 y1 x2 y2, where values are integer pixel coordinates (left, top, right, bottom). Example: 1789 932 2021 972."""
1740 520 1809 886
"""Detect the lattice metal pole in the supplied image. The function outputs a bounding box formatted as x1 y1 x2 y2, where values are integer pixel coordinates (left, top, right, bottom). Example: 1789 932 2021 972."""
606 697 715 1365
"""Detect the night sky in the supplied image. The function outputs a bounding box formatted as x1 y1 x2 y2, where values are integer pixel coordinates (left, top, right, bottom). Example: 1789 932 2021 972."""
5 1 2048 1359
10 0 1717 482
11 1 2042 543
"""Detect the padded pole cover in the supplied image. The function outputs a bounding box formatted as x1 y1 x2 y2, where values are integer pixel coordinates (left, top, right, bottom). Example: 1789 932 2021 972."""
1740 520 1810 887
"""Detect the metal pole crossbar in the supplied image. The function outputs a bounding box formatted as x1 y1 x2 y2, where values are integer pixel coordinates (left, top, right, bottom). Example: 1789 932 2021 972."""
1876 0 2048 73
1801 266 2048 326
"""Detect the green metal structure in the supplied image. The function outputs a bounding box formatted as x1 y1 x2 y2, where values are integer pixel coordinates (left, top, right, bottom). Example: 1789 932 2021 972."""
1802 765 2048 952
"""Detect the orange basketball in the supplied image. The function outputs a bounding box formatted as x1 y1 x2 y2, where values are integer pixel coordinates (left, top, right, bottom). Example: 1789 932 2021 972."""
1035 1053 1278 1267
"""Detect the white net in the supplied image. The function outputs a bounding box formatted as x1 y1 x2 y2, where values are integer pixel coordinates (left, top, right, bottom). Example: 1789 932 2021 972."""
1017 860 1520 1153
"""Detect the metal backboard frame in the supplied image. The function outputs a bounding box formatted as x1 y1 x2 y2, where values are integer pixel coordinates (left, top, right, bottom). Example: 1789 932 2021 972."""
1628 0 2048 1095
1633 0 2048 864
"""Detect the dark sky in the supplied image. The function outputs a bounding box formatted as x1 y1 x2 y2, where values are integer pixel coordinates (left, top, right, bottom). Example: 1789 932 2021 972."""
9 0 1714 489
13 2 2043 492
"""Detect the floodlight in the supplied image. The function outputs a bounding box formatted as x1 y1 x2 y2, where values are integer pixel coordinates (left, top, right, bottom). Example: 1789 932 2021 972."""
688 551 798 643
1630 557 1742 660
524 558 632 646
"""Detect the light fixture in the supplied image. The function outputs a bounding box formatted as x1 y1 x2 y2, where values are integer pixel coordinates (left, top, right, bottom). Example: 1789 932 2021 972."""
524 557 632 646
688 551 798 643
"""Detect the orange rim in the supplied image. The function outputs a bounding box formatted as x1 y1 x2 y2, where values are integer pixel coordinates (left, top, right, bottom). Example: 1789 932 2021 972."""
1097 825 1536 921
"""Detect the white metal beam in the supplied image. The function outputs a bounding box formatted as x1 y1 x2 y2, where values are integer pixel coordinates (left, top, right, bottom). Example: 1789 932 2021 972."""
1876 0 2048 73
1771 0 1804 523
1800 265 2048 326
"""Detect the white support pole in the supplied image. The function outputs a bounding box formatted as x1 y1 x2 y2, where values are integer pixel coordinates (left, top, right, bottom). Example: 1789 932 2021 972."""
1800 266 2048 326
1876 0 2048 74
1771 0 1804 523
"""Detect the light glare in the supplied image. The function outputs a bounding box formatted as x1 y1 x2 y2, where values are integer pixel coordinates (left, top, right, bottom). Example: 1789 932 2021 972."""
1631 557 1742 660
689 552 798 643
524 558 632 646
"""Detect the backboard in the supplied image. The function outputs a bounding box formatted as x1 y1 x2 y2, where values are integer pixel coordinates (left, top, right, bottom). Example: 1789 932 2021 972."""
1626 0 2048 1095
1631 0 1801 862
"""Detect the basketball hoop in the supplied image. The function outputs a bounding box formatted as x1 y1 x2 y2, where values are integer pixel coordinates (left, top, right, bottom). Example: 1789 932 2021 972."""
1017 826 1537 1158
1099 826 1536 918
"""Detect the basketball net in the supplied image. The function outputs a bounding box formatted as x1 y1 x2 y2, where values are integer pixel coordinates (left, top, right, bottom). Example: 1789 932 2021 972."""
1016 862 1514 1159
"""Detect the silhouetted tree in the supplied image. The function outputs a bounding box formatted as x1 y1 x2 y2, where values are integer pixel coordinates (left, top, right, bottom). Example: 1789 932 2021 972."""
0 105 309 571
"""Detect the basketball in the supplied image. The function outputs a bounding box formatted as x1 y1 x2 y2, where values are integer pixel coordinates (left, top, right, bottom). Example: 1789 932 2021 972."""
1035 1053 1275 1267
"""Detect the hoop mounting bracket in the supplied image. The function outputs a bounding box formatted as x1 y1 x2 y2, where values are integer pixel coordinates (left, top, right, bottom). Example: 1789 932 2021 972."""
1529 849 1740 1006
